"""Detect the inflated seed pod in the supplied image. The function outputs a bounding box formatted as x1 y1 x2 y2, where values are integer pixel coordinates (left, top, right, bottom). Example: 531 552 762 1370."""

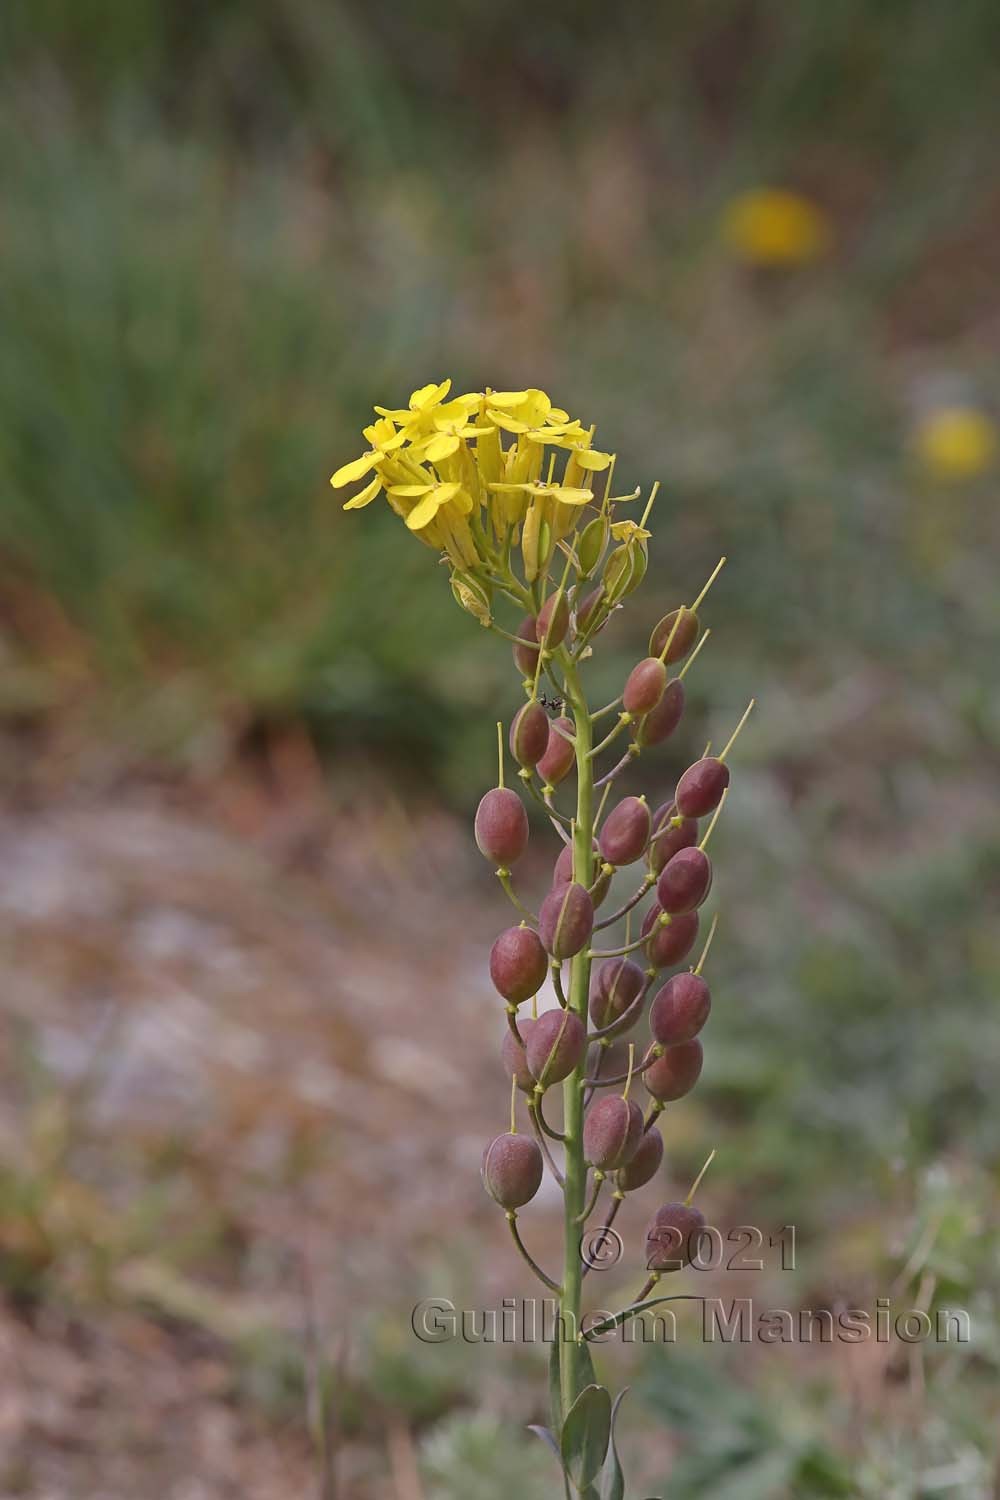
489 926 548 1004
583 1096 644 1170
538 882 594 960
553 841 612 910
643 1038 704 1101
649 972 711 1046
616 1125 664 1191
535 591 570 648
475 787 529 865
598 796 652 866
675 757 730 818
645 1201 706 1271
501 1018 536 1092
509 701 550 768
623 657 667 716
525 1007 587 1086
512 615 540 676
537 716 576 786
648 607 699 665
575 585 606 634
589 957 646 1031
482 1133 544 1209
648 804 698 875
642 906 700 969
635 678 685 747
656 846 713 915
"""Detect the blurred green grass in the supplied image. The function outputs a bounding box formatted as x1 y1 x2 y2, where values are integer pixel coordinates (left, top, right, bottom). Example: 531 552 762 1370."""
1 2 999 1492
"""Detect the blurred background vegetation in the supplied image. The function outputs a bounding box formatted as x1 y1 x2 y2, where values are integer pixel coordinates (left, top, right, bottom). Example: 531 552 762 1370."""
0 2 998 1496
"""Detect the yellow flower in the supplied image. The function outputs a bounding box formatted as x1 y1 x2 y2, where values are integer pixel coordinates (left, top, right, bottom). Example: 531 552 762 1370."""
387 480 472 532
722 188 830 267
489 480 594 507
610 519 651 543
914 406 997 481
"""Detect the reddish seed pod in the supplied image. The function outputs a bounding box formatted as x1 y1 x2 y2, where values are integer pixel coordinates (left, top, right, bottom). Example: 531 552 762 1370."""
589 957 645 1031
575 585 606 634
475 787 529 865
525 1007 587 1087
553 840 612 908
643 1039 704 1101
616 1126 664 1191
583 1096 644 1170
649 973 711 1045
645 1201 706 1271
657 846 713 915
535 591 570 648
509 701 550 768
538 882 594 959
512 615 540 676
537 717 576 787
635 678 685 747
482 1132 544 1209
598 796 652 867
489 926 548 1004
675 757 730 818
642 906 700 969
501 1018 536 1092
648 606 699 664
648 803 698 875
623 657 667 716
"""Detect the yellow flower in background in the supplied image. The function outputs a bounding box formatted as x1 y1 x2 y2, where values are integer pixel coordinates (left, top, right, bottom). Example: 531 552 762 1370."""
722 187 830 267
914 406 997 481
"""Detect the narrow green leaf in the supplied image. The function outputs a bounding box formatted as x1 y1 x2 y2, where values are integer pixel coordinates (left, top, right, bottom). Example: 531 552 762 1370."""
560 1384 612 1490
527 1423 562 1465
598 1388 630 1500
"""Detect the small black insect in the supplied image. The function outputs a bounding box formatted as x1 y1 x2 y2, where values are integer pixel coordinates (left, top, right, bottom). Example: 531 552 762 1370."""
539 692 564 716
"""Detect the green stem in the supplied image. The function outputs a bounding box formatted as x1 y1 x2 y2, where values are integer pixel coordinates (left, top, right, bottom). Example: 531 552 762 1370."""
557 652 593 1418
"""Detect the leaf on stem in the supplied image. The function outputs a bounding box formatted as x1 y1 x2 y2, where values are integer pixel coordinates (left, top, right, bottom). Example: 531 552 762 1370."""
561 1383 612 1490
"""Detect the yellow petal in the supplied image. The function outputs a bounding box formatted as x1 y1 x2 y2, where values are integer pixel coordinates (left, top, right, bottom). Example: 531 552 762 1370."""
410 379 452 410
548 486 593 504
423 432 461 462
487 389 534 408
406 492 444 530
431 482 462 503
489 412 531 434
341 475 383 510
387 484 433 496
573 448 612 471
330 451 375 488
448 486 474 516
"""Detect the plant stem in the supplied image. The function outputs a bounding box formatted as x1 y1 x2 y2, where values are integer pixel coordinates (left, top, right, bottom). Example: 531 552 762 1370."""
557 652 593 1418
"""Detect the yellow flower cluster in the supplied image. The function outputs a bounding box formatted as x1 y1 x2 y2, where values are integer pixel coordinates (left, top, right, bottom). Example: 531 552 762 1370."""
331 382 613 576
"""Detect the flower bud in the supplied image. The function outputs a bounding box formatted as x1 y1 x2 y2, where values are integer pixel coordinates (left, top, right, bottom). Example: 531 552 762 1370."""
616 1126 664 1191
648 607 699 665
583 1096 644 1170
643 1039 704 1101
509 702 549 768
623 657 667 716
649 973 711 1046
589 957 645 1031
501 1018 536 1092
482 1133 543 1209
512 615 540 676
598 796 651 866
489 927 548 1004
475 787 529 865
451 572 492 626
675 757 730 818
656 846 713 914
647 804 698 875
634 678 685 747
537 716 575 786
526 1007 587 1086
538 882 594 959
645 1201 705 1271
642 906 700 969
535 591 569 648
